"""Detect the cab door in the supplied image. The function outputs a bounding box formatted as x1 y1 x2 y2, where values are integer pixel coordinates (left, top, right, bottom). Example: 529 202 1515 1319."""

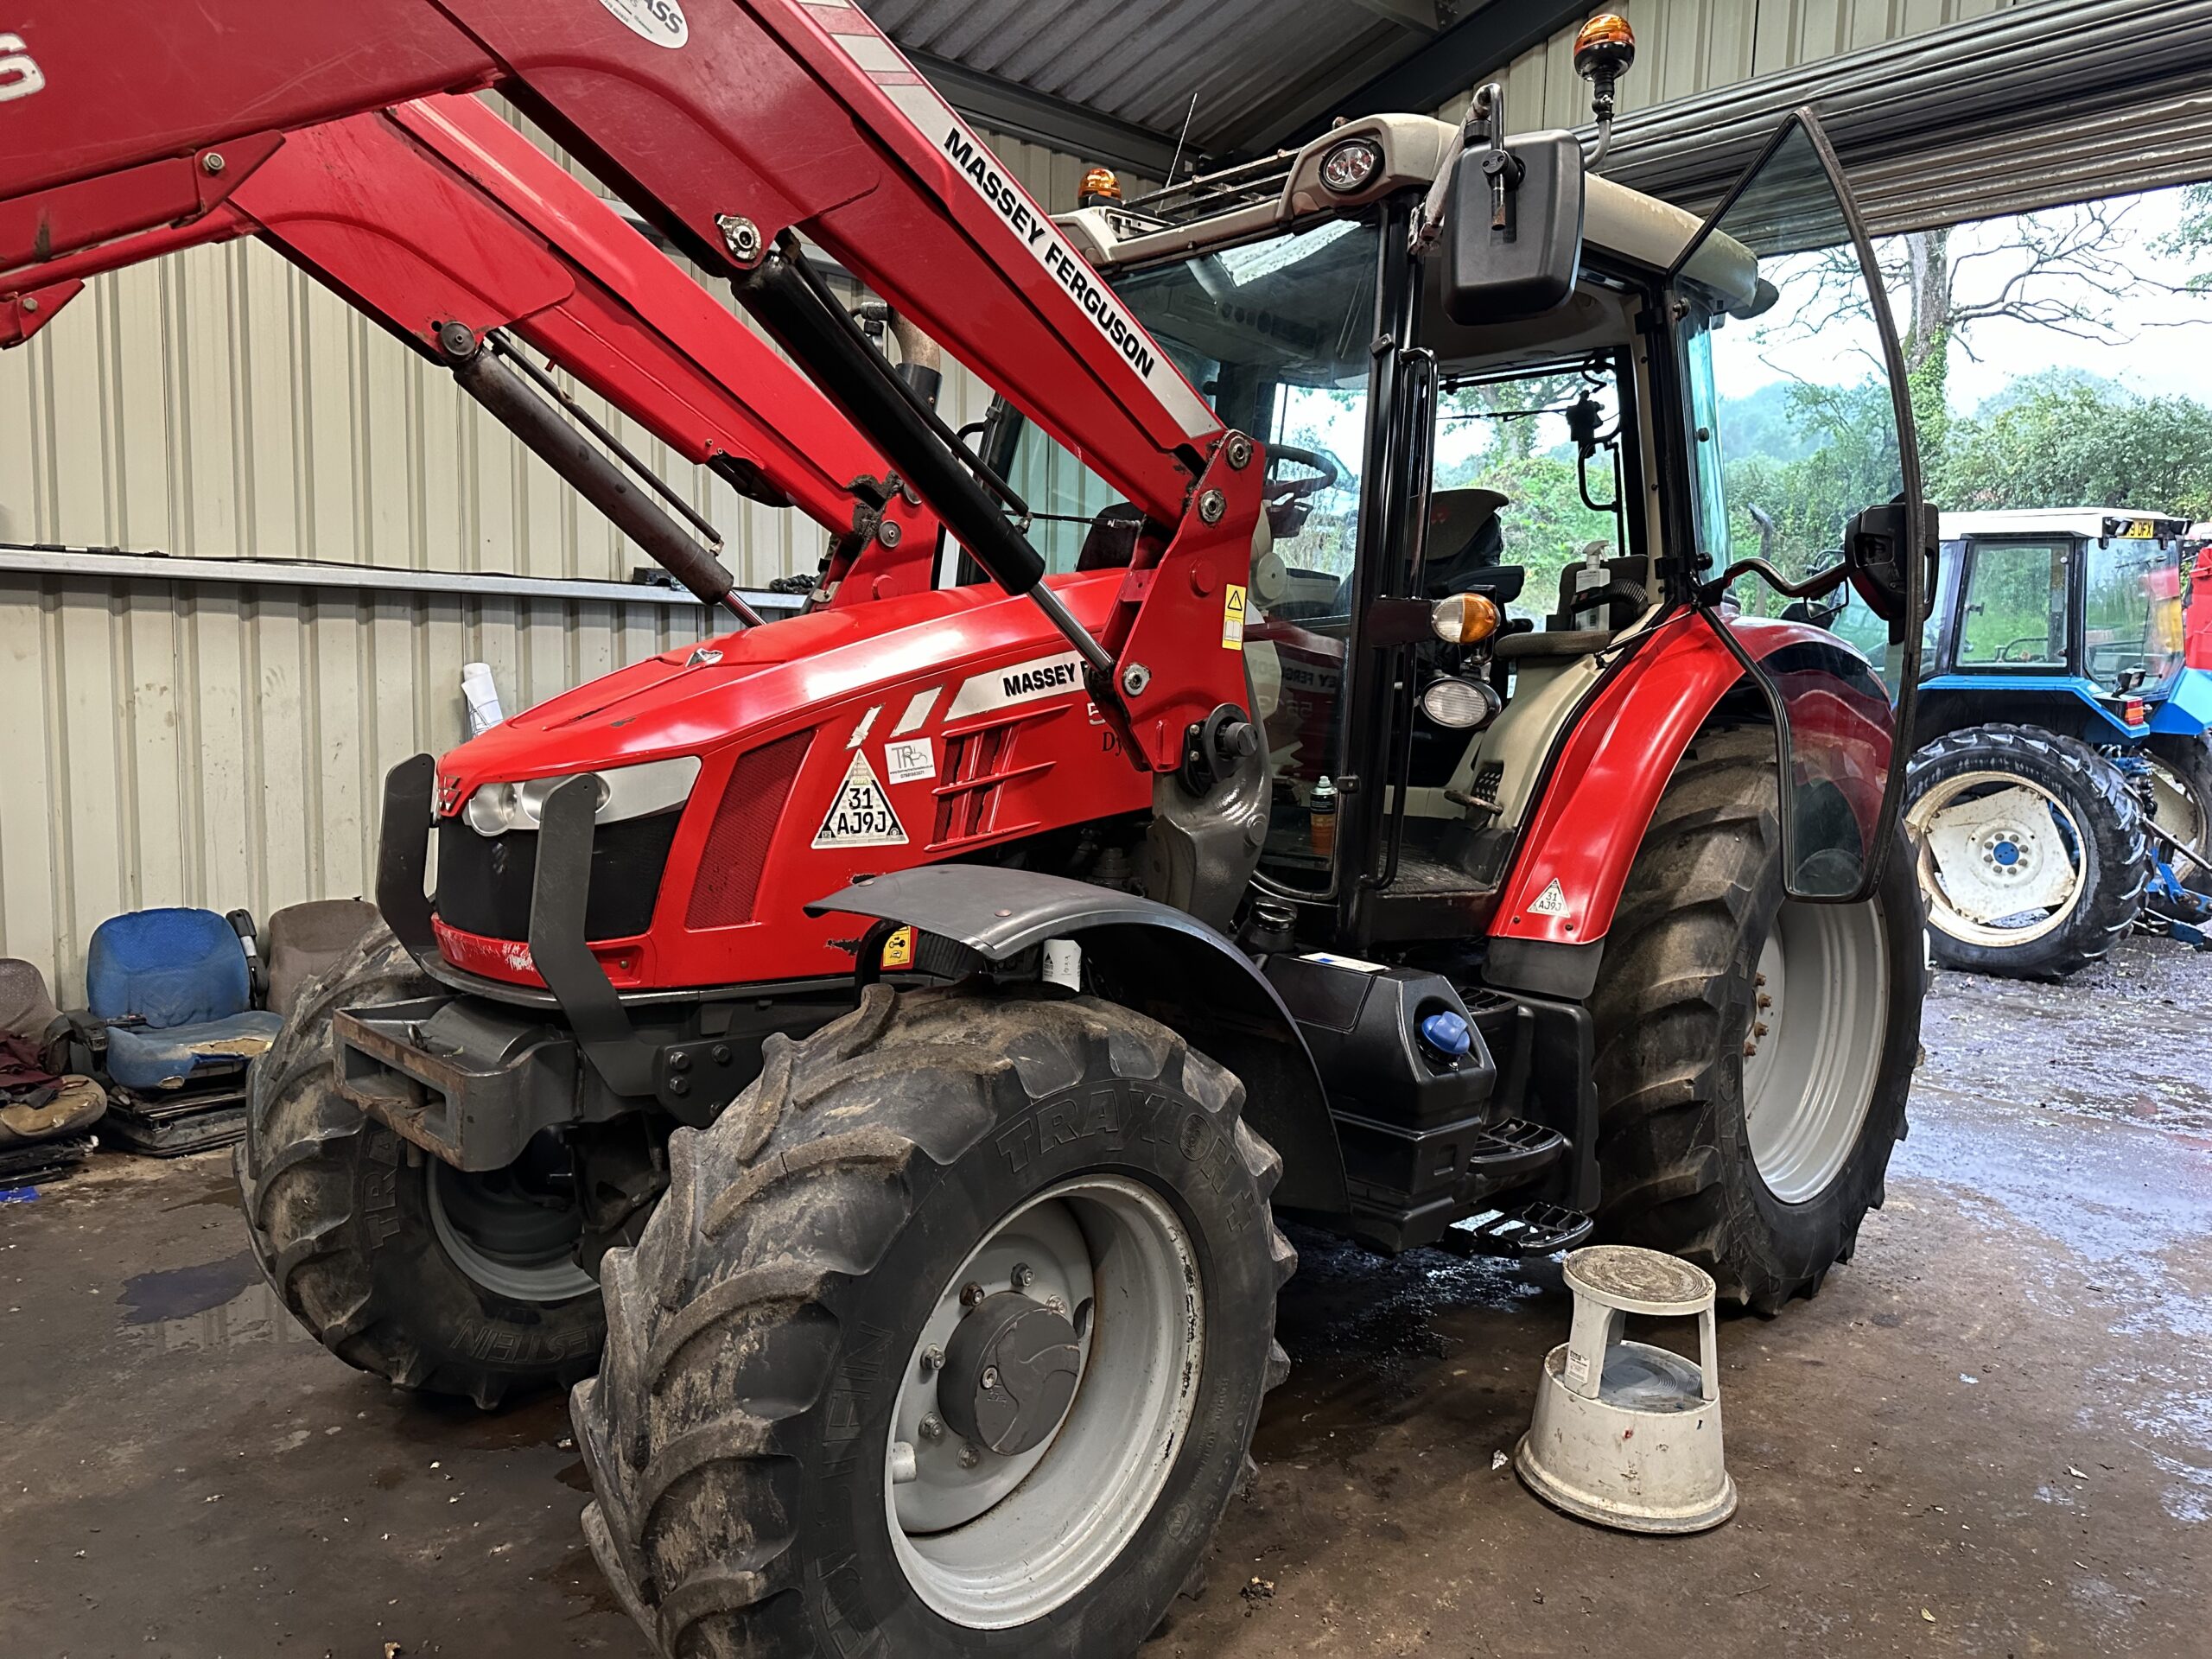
1671 111 1931 902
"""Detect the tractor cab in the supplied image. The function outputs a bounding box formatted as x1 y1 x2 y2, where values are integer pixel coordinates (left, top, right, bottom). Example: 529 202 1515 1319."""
1001 91 1929 960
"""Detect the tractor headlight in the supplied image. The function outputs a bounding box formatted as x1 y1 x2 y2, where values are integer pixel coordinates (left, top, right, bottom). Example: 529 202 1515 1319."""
1419 675 1503 730
461 755 701 836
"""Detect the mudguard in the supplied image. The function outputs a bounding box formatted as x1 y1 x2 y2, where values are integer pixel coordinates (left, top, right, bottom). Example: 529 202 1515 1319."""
808 866 1349 1216
1493 612 1895 951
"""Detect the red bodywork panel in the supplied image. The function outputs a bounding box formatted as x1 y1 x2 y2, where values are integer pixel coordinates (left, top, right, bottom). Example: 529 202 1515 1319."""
433 570 1154 989
1491 614 1895 946
2189 542 2212 671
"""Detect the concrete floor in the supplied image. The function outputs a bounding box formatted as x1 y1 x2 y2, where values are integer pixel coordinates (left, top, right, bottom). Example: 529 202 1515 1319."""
4 938 2209 1657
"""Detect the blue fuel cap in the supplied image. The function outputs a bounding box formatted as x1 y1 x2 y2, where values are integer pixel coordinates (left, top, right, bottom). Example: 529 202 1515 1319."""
1418 1009 1472 1061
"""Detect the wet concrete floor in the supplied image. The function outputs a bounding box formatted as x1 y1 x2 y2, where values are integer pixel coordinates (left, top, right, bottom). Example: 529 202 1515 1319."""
4 937 2209 1656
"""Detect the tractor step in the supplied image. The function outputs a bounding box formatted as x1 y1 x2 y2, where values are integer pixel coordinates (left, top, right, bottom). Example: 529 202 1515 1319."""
1437 1201 1594 1259
1461 1116 1567 1185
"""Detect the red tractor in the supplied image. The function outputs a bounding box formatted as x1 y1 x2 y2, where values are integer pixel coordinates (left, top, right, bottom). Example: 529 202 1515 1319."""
3 8 1933 1653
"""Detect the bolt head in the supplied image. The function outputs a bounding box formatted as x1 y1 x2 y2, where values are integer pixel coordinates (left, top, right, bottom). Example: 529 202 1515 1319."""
957 1443 982 1469
877 518 902 548
959 1281 986 1309
716 214 764 267
19 296 35 314
981 1365 1000 1392
201 151 225 175
918 1412 944 1441
921 1344 945 1373
1224 433 1254 470
1010 1262 1035 1291
1121 662 1152 697
1198 488 1228 525
1045 1294 1067 1318
1743 1039 1758 1057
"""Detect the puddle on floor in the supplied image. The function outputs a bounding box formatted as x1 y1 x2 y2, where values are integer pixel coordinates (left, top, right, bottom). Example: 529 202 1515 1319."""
120 1275 321 1353
119 1248 259 1325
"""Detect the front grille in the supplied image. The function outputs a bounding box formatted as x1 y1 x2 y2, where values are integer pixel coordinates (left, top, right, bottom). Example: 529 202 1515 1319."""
685 730 812 929
435 811 680 944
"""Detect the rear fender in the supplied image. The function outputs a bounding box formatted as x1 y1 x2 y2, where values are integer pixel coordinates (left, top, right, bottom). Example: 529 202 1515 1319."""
1491 613 1892 964
807 866 1348 1216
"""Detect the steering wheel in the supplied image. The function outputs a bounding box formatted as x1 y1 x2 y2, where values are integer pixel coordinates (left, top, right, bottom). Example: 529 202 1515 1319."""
1997 635 2052 664
1263 444 1343 538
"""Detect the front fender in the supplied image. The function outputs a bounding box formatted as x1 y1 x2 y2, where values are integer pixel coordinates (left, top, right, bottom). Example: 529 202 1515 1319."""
807 867 1349 1216
1493 613 1894 950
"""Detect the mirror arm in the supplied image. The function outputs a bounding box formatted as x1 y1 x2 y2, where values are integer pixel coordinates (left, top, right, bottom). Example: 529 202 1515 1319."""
1698 556 1850 609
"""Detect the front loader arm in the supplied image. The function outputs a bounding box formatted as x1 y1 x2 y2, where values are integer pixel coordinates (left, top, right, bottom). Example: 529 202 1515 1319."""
2 94 944 607
0 1 1256 771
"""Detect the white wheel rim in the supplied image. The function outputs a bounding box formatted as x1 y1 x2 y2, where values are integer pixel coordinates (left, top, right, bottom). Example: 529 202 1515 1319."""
886 1175 1203 1629
1740 895 1890 1205
425 1159 597 1303
1907 770 2088 948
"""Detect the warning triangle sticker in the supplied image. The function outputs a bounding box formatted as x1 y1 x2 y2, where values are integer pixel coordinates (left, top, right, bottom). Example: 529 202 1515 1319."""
812 751 908 849
1529 878 1570 918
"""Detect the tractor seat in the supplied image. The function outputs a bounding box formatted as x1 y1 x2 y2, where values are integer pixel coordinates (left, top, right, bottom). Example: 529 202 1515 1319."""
263 898 381 1017
86 908 283 1093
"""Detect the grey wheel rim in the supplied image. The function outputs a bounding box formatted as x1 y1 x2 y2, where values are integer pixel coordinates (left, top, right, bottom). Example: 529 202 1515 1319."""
426 1158 596 1303
1740 896 1890 1205
885 1175 1203 1629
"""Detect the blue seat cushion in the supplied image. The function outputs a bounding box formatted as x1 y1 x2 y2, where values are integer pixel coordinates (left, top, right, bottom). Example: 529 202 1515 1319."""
105 1011 284 1092
86 908 251 1027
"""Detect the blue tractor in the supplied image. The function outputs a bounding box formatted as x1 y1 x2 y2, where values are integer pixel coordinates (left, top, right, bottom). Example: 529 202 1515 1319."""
1831 510 2212 977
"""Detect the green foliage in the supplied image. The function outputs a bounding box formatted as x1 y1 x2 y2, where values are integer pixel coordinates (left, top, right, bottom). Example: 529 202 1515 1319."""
1714 377 1903 615
1434 448 1618 601
2158 182 2212 291
1931 379 2212 520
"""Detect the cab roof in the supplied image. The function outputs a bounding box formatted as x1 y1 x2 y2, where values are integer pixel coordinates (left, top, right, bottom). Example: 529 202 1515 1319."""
1944 509 2193 542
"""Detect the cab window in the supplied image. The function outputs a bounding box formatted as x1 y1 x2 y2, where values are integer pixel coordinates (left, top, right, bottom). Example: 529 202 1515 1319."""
1956 541 2068 668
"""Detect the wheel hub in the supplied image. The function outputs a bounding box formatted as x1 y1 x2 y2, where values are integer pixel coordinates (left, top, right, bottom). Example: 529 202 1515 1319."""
1910 774 2086 938
938 1291 1082 1456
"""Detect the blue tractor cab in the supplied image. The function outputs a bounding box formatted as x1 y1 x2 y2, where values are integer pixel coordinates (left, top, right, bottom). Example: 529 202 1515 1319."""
1833 510 2211 976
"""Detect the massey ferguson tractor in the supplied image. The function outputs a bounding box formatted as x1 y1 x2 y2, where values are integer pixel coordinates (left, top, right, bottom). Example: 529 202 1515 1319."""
1 7 1935 1654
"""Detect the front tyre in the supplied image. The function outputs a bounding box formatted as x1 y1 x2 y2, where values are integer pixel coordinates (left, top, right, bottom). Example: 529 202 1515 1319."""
574 984 1294 1658
1905 723 2146 978
1592 728 1922 1313
237 924 606 1407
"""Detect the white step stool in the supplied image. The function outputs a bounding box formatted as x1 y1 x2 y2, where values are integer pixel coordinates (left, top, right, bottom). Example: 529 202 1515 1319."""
1514 1243 1737 1533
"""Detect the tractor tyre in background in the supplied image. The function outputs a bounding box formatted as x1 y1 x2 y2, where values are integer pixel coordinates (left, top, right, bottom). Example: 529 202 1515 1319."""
237 923 606 1407
574 984 1294 1658
1591 727 1921 1314
1904 723 2147 979
2144 734 2212 882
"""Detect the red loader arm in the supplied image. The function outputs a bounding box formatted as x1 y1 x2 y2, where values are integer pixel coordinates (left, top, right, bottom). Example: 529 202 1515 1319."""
0 93 944 607
0 2 1254 771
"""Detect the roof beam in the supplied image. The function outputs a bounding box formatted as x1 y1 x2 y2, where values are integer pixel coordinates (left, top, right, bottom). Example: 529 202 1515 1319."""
1267 0 1592 148
1341 0 1444 33
907 51 1185 179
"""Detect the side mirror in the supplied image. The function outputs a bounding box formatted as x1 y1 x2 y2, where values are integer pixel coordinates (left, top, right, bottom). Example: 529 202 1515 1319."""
1842 499 1936 625
1442 130 1585 325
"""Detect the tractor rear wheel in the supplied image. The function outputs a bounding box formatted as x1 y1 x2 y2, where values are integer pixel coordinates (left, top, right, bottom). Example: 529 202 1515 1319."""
2145 734 2212 883
573 983 1294 1657
1592 727 1921 1313
1905 723 2147 978
236 923 605 1407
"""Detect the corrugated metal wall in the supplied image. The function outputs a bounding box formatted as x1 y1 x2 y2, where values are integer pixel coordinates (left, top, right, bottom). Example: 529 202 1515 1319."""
0 116 1127 1001
1447 0 2026 129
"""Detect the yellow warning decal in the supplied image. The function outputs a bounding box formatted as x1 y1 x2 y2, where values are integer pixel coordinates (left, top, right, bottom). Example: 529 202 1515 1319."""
1222 583 1248 650
880 925 917 970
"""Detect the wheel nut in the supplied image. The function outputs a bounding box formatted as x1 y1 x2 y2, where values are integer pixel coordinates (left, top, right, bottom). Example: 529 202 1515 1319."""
959 1281 986 1310
958 1443 982 1470
1045 1295 1066 1318
921 1344 944 1374
1011 1262 1035 1291
918 1413 944 1441
981 1366 1000 1392
1744 1039 1758 1057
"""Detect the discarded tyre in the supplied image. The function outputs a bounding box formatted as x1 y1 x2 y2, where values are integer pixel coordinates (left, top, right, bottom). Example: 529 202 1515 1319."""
1905 722 2146 978
237 923 605 1407
574 983 1294 1656
1592 727 1921 1313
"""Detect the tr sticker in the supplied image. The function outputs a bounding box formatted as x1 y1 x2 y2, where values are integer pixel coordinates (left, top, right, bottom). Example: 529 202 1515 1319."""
813 752 907 849
884 737 935 784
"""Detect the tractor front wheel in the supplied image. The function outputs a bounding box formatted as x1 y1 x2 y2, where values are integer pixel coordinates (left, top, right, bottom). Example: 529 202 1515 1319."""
1905 723 2147 978
573 983 1294 1657
1592 727 1921 1313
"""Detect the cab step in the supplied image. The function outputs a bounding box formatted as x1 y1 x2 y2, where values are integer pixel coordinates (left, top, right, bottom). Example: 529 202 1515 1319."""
1462 1116 1567 1187
1436 1200 1594 1258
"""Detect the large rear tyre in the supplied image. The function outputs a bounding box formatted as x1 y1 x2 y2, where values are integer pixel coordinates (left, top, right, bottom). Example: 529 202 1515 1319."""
1592 728 1921 1313
1905 723 2146 979
236 923 605 1407
573 983 1294 1658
